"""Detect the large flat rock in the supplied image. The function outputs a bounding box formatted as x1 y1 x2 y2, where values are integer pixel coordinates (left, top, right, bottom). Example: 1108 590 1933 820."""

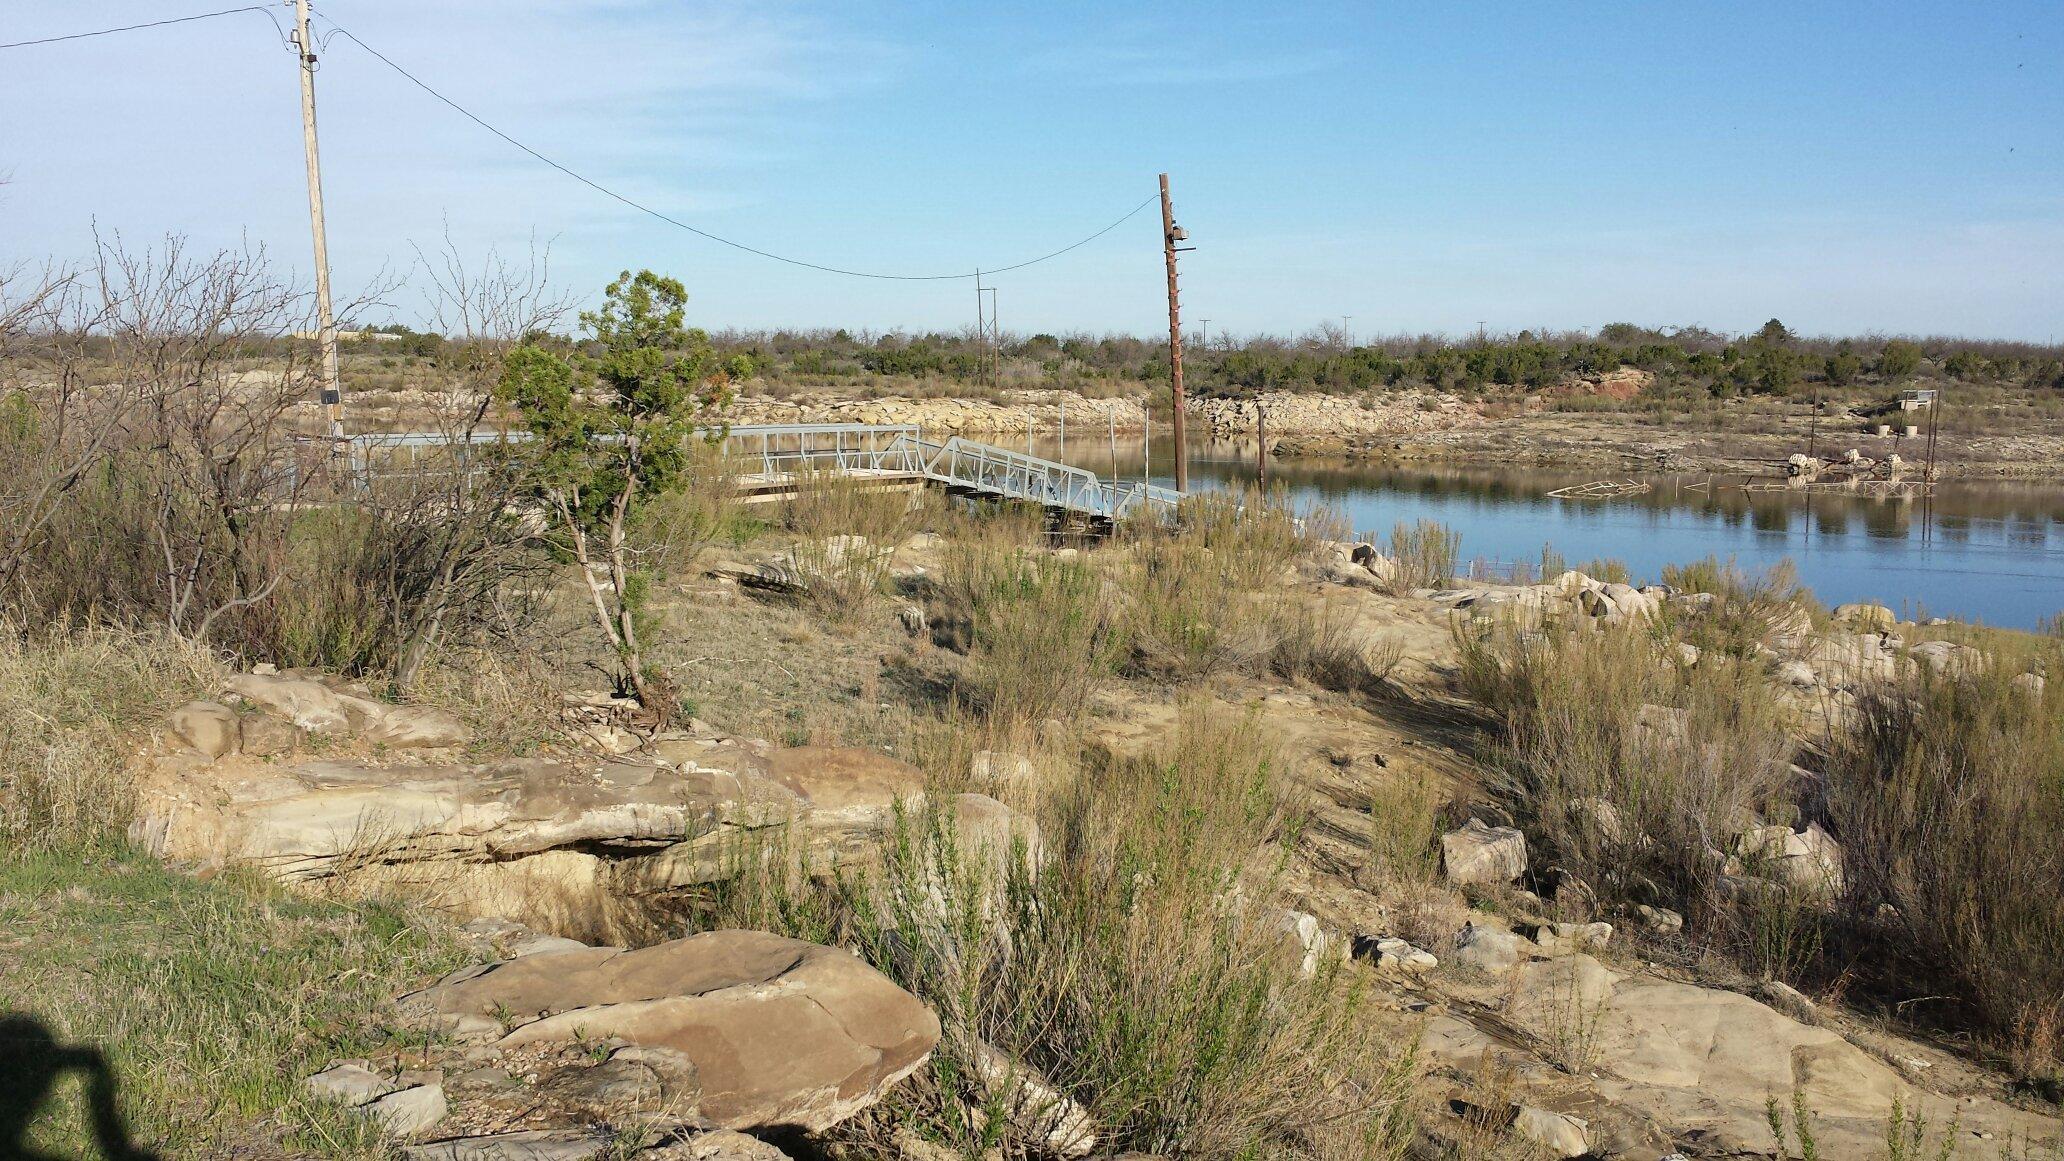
401 931 939 1133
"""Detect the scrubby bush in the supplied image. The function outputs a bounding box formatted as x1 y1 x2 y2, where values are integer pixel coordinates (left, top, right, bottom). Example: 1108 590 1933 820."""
1385 519 1460 594
1827 656 2064 1072
1457 616 1794 930
943 540 1123 723
701 707 1421 1160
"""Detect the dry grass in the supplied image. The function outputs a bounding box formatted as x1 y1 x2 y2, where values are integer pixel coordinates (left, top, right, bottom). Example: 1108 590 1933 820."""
696 706 1422 1160
0 626 465 1157
1269 595 1404 696
0 625 220 850
1456 614 1794 930
937 540 1123 724
780 473 933 622
1385 520 1460 595
1117 540 1275 681
1827 650 2064 1077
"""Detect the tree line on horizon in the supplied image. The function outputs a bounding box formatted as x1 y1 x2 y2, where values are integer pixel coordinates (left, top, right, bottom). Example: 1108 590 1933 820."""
355 316 2064 401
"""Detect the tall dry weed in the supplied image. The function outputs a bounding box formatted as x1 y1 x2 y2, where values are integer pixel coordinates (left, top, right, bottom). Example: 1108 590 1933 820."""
0 625 220 850
696 706 1420 1159
1457 616 1793 928
1827 654 2064 1068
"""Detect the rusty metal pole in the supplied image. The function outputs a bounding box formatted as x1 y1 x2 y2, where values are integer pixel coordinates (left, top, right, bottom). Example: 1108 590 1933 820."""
1160 173 1188 493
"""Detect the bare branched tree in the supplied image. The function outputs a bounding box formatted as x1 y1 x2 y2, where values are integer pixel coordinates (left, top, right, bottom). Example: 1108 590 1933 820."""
350 232 570 685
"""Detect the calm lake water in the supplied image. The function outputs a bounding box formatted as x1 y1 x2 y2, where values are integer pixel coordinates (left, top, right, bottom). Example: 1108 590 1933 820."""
1028 432 2064 630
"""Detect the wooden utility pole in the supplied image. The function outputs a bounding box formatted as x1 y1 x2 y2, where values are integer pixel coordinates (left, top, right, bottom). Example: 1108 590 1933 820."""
294 0 342 436
1159 173 1190 493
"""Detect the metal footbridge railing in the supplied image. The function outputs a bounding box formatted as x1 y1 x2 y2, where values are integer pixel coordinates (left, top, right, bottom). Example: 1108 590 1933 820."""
329 422 1185 523
720 423 1184 522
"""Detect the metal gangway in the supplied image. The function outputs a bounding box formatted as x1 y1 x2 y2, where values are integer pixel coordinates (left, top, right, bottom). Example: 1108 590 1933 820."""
330 422 1185 524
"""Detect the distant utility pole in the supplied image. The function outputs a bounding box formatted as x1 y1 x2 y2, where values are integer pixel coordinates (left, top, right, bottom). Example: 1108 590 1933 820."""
1159 173 1193 493
1200 319 1211 350
1343 315 1354 346
985 286 999 384
1477 320 1488 345
293 0 342 437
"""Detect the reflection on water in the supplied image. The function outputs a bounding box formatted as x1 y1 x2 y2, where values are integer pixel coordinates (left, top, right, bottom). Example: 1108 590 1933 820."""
1029 433 2064 630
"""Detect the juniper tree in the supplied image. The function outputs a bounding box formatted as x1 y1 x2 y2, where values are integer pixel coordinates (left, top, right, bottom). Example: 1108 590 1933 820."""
498 270 745 710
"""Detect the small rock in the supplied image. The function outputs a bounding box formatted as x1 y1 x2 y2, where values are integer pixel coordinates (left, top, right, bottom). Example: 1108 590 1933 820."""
968 1041 1099 1158
895 603 928 637
1440 818 1527 886
1452 922 1532 974
541 1058 663 1112
1832 603 1897 632
1533 922 1612 956
508 933 592 958
640 1130 794 1160
1633 904 1683 935
169 701 240 759
367 1083 447 1137
1372 936 1438 972
306 1061 395 1106
1774 659 1818 688
970 749 1037 788
1632 703 1691 750
1275 909 1333 978
1511 1105 1590 1157
238 712 302 757
2012 672 2045 697
366 705 474 749
1758 979 1819 1024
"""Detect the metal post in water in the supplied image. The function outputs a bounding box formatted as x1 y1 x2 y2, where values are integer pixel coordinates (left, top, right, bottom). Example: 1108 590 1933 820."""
1143 403 1152 489
1059 398 1066 460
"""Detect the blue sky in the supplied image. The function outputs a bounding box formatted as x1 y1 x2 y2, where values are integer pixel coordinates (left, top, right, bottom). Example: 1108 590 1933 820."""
2 1 2059 340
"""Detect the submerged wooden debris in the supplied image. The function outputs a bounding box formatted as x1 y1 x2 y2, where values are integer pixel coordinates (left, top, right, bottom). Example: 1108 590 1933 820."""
1546 478 1651 499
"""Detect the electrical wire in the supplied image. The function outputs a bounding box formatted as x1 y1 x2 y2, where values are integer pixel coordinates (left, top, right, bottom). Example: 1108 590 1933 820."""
0 5 287 51
308 10 1159 282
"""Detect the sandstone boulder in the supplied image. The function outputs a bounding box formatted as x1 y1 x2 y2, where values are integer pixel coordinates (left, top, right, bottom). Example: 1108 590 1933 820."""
1736 822 1843 896
1832 602 1897 632
1498 954 2034 1155
1441 818 1526 886
169 701 240 759
1511 1105 1589 1157
1910 638 1989 675
1452 922 1533 974
400 931 939 1133
223 672 473 750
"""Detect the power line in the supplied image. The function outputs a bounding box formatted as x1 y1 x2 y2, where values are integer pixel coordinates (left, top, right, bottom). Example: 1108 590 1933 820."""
0 5 286 51
310 9 1158 282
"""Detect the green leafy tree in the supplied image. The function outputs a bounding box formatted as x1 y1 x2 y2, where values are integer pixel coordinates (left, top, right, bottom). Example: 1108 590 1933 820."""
1824 341 1862 387
497 270 744 709
1876 339 1923 379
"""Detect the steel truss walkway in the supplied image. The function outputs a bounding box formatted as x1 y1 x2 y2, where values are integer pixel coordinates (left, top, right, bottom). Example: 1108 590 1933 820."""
335 422 1185 523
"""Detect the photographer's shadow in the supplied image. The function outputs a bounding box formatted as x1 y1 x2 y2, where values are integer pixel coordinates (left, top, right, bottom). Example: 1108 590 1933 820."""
0 1015 159 1161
